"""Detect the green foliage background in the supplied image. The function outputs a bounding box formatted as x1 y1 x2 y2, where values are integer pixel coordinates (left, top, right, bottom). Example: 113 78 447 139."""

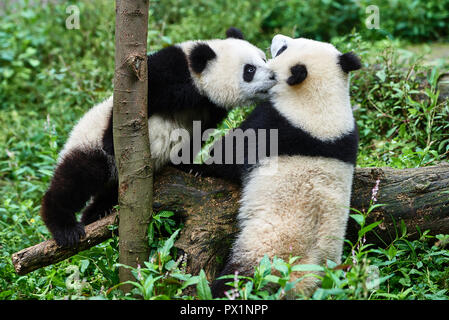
0 0 448 300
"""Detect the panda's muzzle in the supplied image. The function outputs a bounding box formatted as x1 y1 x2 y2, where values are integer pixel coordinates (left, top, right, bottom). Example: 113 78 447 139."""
258 73 277 93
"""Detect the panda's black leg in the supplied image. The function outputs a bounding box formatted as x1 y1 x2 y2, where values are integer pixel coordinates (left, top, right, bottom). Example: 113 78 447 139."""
211 260 250 298
210 263 235 298
81 180 118 225
40 148 112 247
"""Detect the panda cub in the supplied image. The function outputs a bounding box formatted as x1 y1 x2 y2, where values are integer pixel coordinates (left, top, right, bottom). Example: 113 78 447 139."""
41 28 276 247
181 35 361 298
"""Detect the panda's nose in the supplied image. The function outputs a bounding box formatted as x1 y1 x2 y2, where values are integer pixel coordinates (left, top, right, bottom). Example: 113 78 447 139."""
269 72 276 81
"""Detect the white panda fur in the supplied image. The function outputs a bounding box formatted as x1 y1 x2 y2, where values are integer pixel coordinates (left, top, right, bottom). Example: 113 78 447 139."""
58 96 113 163
236 157 354 298
179 35 362 298
41 28 276 247
268 35 356 141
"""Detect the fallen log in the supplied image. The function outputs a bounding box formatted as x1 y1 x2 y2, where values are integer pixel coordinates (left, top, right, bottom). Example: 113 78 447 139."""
11 213 118 275
349 163 449 245
11 163 449 278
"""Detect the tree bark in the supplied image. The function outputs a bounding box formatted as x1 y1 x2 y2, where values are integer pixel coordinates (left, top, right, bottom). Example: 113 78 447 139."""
349 163 449 245
113 0 152 293
12 164 449 279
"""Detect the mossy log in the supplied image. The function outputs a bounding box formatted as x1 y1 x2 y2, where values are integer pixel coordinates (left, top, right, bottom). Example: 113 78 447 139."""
11 163 449 278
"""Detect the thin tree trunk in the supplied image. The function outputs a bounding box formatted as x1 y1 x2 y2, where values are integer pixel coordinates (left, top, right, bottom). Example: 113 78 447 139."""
113 0 152 293
12 164 449 278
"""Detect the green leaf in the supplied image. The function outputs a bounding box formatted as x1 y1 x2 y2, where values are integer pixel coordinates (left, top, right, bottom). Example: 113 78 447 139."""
376 70 386 82
325 259 338 269
257 255 272 277
180 276 200 290
147 223 154 244
284 278 301 292
288 256 301 264
387 245 398 260
264 275 280 283
243 281 253 299
196 270 212 300
79 259 90 273
0 290 13 299
386 126 397 138
157 211 174 218
272 257 289 276
358 220 382 237
3 68 14 78
400 219 407 237
143 275 155 299
164 259 176 271
366 204 386 214
320 275 334 289
159 229 180 261
291 264 325 272
28 59 40 67
350 214 365 227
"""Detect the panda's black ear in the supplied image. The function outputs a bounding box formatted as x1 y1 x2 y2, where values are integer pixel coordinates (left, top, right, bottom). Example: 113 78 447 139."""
226 27 245 40
287 64 307 86
339 52 362 73
189 43 217 74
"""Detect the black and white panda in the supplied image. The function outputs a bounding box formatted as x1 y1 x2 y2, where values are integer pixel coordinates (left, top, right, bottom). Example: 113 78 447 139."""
40 28 277 247
179 35 362 298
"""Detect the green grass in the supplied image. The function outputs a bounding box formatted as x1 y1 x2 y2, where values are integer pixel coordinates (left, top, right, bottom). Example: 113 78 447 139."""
0 0 448 300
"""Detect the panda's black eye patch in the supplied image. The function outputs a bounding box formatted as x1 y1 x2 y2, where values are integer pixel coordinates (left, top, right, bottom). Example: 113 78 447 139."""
275 45 287 57
287 64 307 86
243 64 257 82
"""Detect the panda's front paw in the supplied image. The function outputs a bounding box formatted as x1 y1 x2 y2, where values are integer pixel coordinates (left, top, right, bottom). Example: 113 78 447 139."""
52 222 86 247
